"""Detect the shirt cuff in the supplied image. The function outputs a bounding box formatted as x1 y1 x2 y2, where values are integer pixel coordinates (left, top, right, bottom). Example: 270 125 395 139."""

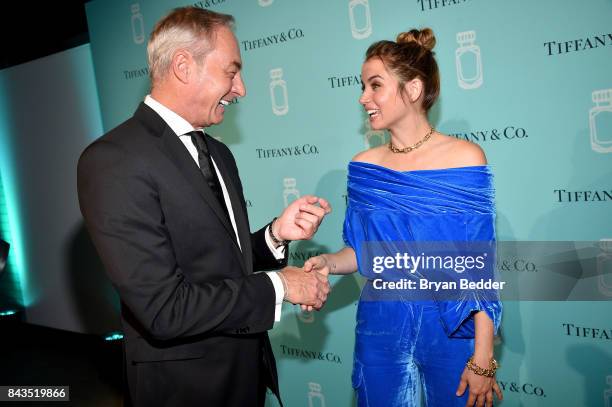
266 271 284 322
265 226 286 259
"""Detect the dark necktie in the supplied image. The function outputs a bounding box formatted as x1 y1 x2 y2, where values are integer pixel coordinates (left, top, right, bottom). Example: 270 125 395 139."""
188 131 230 221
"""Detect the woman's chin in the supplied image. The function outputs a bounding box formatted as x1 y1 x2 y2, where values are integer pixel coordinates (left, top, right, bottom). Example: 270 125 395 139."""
369 119 385 131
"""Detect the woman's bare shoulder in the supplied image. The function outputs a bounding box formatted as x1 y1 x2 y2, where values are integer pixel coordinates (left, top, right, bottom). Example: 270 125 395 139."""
351 145 387 163
437 133 487 166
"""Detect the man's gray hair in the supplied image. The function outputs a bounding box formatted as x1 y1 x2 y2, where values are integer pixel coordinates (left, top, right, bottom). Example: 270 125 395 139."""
147 7 234 83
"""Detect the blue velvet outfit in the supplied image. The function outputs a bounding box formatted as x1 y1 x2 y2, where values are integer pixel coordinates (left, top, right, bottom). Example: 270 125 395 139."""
343 162 502 407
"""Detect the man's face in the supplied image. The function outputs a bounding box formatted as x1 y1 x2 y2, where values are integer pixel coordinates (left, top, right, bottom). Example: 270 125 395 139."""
192 26 245 128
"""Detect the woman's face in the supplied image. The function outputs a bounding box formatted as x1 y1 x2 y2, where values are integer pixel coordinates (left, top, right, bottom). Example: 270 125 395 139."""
359 58 408 131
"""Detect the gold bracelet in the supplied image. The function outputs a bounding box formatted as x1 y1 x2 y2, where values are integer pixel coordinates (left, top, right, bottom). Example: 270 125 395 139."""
466 356 499 377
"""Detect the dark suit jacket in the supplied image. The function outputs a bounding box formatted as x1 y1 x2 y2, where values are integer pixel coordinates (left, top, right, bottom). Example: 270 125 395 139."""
77 103 286 406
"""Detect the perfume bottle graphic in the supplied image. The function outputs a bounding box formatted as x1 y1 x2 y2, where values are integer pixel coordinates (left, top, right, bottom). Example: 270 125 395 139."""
589 89 612 153
258 0 273 6
598 239 612 297
605 376 612 407
364 118 388 148
130 3 145 45
307 382 326 407
455 31 483 90
348 0 372 40
283 178 300 208
270 68 289 116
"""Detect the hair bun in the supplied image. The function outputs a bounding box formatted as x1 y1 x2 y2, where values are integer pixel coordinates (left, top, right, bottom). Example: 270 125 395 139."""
396 28 436 51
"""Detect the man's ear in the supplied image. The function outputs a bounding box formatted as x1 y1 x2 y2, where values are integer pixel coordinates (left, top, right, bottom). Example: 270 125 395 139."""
403 77 424 103
172 50 192 84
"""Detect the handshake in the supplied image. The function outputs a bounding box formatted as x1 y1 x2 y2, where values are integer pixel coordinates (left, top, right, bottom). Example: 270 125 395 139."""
277 255 330 311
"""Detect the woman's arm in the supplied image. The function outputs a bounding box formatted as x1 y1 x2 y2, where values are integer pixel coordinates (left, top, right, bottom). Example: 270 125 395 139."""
304 246 358 276
456 312 503 406
473 311 494 360
298 247 358 312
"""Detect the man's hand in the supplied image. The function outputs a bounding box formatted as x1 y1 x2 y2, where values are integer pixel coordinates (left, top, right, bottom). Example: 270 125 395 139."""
274 196 331 242
300 255 332 312
279 266 330 310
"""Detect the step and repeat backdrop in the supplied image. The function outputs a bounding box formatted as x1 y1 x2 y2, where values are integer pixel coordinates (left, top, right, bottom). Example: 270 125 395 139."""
85 0 611 405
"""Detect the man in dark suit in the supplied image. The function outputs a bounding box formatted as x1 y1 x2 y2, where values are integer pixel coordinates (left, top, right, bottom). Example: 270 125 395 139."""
77 7 331 407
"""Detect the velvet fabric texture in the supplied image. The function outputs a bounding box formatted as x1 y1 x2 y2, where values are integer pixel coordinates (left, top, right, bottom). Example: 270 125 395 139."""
343 162 502 406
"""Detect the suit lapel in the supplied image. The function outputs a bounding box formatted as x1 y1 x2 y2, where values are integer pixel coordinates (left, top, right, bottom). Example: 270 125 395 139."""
206 137 253 274
133 103 248 274
159 133 251 278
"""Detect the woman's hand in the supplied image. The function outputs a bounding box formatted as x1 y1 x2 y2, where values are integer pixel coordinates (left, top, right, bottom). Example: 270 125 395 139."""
456 361 503 406
304 255 330 276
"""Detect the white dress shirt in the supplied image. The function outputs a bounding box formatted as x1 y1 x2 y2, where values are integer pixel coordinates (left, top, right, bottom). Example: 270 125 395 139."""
144 95 285 321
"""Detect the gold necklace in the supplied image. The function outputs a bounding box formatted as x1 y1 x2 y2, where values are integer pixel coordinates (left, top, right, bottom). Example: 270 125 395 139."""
388 126 435 153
